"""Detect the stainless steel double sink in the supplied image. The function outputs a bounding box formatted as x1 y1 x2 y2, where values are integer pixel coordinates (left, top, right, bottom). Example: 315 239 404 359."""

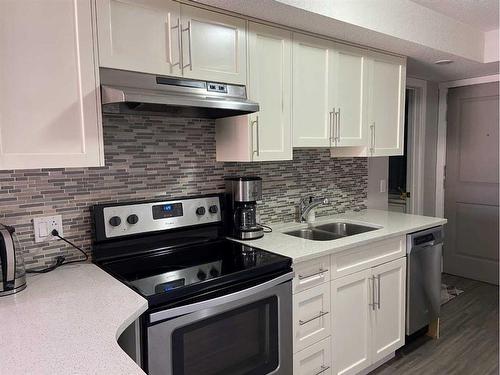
284 222 379 241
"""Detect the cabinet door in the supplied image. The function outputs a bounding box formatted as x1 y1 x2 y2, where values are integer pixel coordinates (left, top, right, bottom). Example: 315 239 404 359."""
96 0 181 76
371 257 406 362
0 0 103 169
331 44 369 147
180 5 246 84
293 283 331 353
331 269 372 375
368 53 406 156
248 23 292 161
292 33 335 147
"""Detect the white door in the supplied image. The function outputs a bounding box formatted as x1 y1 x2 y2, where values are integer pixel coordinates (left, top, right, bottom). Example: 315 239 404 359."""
371 258 406 362
0 0 103 169
96 0 182 76
331 43 369 147
292 33 335 147
444 82 499 284
248 23 292 161
331 269 372 375
180 5 246 84
368 53 406 156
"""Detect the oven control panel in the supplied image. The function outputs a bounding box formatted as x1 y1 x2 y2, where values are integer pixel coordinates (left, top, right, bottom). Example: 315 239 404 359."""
101 196 221 239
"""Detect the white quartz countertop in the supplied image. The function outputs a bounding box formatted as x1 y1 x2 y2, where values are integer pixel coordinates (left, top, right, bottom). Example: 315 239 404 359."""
0 264 148 375
236 209 447 263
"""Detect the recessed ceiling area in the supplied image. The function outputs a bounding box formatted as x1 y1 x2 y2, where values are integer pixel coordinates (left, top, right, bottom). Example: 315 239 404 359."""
409 0 499 32
193 0 499 82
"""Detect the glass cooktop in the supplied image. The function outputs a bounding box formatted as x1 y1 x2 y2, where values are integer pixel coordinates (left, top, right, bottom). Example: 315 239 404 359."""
97 239 291 304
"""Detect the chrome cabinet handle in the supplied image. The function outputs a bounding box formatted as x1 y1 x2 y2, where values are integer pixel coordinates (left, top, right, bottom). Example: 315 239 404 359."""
336 108 341 143
168 16 181 67
298 268 327 280
370 275 376 310
329 108 335 144
377 274 381 309
252 116 260 156
182 21 193 70
313 365 331 375
299 310 329 325
177 17 183 70
369 122 375 155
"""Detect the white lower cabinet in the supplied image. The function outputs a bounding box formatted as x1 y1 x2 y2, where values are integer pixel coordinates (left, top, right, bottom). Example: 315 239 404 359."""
294 282 331 353
331 269 372 375
331 257 406 375
371 258 406 362
292 244 406 375
294 337 332 375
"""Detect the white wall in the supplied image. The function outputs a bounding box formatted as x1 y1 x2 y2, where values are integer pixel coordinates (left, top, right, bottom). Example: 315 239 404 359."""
423 81 439 216
367 157 388 210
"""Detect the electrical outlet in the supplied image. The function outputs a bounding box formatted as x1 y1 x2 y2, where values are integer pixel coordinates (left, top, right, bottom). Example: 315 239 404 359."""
33 215 63 243
379 179 387 193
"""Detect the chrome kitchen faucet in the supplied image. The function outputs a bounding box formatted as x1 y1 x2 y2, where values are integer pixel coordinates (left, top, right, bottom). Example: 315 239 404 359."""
298 196 329 223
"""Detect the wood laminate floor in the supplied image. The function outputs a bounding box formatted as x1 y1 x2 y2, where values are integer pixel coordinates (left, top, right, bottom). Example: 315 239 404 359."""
371 274 499 375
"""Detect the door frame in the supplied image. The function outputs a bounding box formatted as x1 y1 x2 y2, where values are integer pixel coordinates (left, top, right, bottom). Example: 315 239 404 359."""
435 74 500 217
404 77 427 215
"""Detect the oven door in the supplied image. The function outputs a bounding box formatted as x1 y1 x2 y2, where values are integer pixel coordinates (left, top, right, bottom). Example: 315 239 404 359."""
147 272 292 375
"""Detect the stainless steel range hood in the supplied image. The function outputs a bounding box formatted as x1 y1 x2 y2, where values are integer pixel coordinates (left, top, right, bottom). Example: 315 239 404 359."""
99 68 259 118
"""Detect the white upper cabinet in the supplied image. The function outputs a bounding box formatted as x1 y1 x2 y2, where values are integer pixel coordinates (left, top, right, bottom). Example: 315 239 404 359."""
330 52 406 158
180 5 247 84
0 0 103 170
216 23 292 161
96 0 182 77
96 1 246 84
248 23 292 161
368 53 406 156
331 43 369 147
292 33 335 148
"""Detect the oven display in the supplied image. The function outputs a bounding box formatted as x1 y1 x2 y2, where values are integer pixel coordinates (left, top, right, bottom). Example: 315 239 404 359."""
152 202 183 219
155 279 185 293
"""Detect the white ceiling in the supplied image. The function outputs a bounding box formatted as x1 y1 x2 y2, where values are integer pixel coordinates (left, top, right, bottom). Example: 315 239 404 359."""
410 0 499 32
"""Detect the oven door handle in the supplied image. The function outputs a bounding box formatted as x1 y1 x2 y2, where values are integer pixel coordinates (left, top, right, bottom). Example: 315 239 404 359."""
149 272 294 324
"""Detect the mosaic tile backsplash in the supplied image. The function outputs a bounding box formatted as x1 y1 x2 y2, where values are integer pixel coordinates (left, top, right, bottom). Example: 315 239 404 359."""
0 113 367 270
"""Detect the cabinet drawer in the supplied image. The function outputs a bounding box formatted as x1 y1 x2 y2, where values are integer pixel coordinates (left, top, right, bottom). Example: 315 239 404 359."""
293 256 331 293
331 236 405 279
293 336 332 375
293 283 331 353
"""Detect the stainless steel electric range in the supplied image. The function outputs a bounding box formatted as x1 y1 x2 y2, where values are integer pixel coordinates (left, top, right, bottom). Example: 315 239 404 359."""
92 194 293 375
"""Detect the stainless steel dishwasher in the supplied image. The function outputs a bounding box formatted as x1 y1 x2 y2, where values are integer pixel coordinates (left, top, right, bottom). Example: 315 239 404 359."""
406 226 444 335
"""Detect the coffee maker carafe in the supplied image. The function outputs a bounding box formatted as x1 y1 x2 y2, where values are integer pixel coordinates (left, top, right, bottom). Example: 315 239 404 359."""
225 177 264 240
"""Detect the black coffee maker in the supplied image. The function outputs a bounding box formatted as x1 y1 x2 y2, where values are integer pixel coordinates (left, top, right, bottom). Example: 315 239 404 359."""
225 176 264 240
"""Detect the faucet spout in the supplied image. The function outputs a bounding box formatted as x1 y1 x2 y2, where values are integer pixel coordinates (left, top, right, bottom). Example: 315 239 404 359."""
299 196 329 223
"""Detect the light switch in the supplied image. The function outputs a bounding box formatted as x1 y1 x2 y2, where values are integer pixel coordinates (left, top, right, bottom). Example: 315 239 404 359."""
38 222 49 237
380 179 387 193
